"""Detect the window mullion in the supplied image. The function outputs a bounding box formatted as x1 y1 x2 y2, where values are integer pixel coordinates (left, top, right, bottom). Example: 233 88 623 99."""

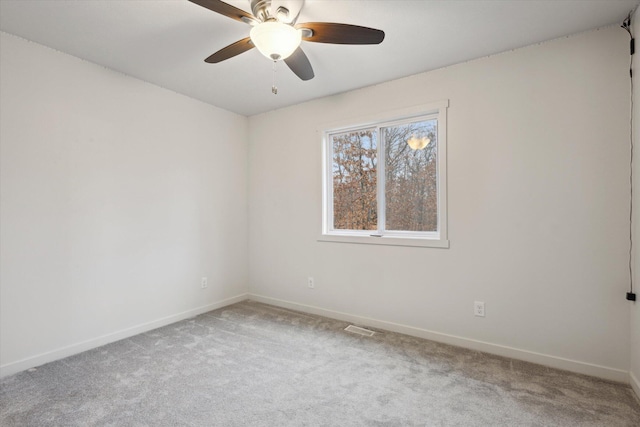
324 133 334 233
377 125 385 235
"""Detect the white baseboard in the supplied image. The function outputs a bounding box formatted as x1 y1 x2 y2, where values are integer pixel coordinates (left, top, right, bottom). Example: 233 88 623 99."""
4 292 633 387
631 371 640 402
0 293 249 378
249 294 630 384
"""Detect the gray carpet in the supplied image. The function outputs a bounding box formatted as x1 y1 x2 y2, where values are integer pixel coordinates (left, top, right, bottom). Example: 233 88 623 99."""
1 301 639 426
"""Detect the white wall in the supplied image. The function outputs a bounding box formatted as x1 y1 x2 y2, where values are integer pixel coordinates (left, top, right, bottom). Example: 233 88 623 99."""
631 9 640 397
1 23 635 387
0 33 249 376
248 27 632 382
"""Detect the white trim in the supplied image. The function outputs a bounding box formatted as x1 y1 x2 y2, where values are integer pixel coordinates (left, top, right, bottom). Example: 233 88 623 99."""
321 100 449 247
0 293 249 378
436 103 448 243
4 292 633 388
318 100 449 132
631 370 640 402
318 233 450 248
248 293 629 384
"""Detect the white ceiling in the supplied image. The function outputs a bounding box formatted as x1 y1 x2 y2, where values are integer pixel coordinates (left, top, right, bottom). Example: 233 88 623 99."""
0 0 638 116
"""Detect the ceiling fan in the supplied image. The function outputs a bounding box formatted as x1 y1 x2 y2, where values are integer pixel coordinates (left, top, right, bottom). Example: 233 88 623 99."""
188 0 385 81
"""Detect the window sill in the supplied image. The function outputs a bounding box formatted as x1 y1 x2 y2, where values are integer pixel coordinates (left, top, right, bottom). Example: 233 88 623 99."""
318 234 450 248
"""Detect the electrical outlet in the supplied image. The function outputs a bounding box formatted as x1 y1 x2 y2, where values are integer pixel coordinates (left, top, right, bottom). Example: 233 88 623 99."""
201 277 208 289
474 301 485 317
307 277 315 289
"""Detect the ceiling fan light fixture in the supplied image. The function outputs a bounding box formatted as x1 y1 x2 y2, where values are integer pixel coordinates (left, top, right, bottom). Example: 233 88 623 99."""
250 21 301 61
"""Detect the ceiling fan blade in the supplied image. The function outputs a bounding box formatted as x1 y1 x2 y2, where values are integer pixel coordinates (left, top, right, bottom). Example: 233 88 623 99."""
205 37 254 63
296 22 385 45
284 47 315 81
189 0 258 25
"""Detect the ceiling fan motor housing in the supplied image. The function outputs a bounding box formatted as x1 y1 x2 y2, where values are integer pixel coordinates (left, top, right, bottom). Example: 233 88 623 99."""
250 0 272 21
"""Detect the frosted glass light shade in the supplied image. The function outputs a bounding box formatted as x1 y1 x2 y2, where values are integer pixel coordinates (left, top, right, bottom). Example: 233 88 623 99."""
250 22 302 61
407 136 430 150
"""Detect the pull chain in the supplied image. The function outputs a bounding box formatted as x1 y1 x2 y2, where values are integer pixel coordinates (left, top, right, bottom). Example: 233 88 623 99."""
272 60 278 95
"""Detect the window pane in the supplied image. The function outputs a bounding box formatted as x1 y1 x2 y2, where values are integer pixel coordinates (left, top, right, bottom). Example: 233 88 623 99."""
384 119 438 232
331 128 378 231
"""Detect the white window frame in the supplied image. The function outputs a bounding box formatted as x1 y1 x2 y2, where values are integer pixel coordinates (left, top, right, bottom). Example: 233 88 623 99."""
320 100 449 248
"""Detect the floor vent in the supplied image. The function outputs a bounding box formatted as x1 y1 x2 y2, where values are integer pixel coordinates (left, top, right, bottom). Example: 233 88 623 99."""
344 325 375 337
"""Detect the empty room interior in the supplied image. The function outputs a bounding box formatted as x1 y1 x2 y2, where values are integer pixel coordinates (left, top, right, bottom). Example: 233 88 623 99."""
1 0 640 425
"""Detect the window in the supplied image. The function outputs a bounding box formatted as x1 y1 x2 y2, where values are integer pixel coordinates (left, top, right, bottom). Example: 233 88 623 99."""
321 101 448 248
